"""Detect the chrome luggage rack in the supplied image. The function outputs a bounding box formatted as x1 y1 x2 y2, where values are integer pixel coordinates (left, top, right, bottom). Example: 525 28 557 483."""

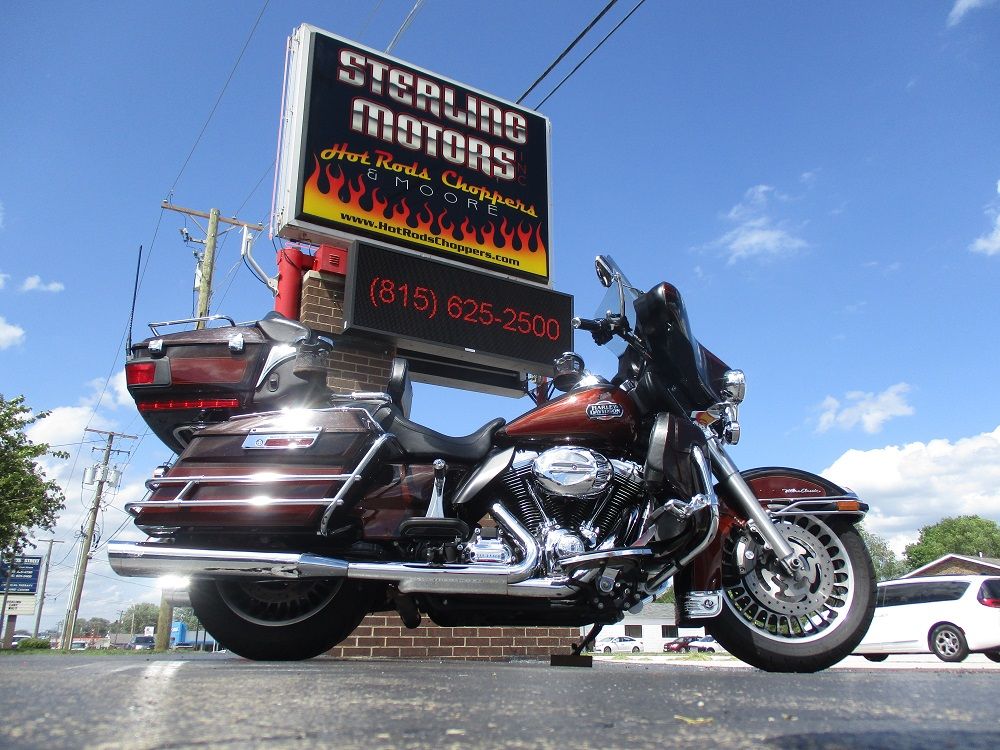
125 431 398 537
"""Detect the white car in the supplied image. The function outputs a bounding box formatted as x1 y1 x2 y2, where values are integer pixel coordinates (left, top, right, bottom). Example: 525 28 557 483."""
595 635 643 653
687 635 727 653
854 575 1000 662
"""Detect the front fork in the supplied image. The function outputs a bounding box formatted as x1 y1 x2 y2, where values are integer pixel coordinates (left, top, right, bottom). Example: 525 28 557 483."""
705 437 805 577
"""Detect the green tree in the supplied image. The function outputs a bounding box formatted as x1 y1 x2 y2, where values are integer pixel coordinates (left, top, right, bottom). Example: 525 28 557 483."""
859 526 906 581
0 394 66 560
904 515 1000 571
116 602 160 635
75 617 111 637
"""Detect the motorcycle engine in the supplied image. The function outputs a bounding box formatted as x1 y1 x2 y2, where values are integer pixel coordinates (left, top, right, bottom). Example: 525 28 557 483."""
481 447 648 574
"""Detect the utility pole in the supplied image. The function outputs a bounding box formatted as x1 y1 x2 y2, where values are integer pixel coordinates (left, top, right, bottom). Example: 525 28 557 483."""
32 538 62 638
162 202 264 330
60 429 135 651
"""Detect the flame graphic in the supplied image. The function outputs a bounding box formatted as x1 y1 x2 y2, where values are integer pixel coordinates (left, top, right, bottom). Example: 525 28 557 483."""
303 158 547 277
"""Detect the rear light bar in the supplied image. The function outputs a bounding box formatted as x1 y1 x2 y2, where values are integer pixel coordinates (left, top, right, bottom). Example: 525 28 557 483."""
137 398 240 412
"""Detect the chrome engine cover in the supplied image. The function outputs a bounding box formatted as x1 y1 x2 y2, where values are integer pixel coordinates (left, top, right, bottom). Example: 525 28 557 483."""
532 447 612 498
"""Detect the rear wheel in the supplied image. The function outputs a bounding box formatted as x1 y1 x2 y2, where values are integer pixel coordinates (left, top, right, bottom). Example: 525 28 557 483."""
929 624 968 662
863 654 888 662
631 646 640 653
984 651 1000 663
708 516 876 673
189 577 374 661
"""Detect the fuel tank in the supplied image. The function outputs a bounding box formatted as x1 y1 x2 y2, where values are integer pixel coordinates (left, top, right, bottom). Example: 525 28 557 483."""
497 385 638 448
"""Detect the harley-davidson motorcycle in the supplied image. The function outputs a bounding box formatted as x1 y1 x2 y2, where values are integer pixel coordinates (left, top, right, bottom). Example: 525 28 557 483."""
110 255 875 672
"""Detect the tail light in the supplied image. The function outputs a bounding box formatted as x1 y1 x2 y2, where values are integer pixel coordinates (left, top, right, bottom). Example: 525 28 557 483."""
125 362 157 386
978 593 1000 608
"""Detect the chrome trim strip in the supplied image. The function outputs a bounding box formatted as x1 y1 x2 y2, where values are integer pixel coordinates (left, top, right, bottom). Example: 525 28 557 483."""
254 344 296 388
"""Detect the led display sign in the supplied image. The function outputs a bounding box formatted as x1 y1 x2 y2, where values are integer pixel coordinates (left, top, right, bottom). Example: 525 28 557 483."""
344 243 573 375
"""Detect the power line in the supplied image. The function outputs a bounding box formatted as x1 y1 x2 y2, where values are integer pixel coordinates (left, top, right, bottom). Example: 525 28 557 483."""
517 0 619 104
385 0 425 53
167 0 271 197
357 0 385 41
534 0 649 110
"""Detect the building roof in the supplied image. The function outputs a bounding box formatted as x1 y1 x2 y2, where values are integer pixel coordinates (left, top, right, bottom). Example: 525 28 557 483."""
901 554 1000 579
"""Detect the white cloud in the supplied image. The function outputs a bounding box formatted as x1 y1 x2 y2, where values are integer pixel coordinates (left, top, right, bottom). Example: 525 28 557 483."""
816 382 914 434
0 315 26 349
713 184 807 264
970 212 1000 256
947 0 998 27
21 275 65 293
0 272 8 289
823 426 1000 553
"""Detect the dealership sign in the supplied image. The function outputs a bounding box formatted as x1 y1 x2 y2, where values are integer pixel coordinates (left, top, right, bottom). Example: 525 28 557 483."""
274 25 552 284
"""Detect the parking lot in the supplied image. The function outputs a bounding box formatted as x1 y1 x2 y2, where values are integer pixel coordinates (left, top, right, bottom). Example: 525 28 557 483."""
1 651 998 750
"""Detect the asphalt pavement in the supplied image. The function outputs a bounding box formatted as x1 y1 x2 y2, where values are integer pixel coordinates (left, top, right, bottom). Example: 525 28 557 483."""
1 652 997 749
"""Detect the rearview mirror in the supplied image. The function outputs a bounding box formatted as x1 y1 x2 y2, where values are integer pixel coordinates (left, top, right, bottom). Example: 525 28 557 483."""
595 256 615 288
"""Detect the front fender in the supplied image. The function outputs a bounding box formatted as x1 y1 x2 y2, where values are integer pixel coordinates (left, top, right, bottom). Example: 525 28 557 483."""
674 466 868 625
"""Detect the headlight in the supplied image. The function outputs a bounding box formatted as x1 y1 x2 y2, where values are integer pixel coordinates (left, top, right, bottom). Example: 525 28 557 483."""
721 369 746 404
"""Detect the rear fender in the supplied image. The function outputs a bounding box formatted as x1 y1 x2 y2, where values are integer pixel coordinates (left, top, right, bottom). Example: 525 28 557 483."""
674 467 868 623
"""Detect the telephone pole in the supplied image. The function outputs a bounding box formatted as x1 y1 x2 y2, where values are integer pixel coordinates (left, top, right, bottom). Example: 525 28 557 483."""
162 202 264 330
60 429 135 650
32 538 62 638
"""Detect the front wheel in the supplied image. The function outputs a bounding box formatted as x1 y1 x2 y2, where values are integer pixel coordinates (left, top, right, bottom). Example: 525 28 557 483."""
708 516 876 673
189 577 375 661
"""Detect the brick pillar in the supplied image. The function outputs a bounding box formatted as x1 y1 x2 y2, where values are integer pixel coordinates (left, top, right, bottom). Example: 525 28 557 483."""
298 267 581 660
300 270 395 392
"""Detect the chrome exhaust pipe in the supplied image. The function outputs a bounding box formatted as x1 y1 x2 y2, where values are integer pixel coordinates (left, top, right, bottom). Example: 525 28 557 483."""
108 504 574 599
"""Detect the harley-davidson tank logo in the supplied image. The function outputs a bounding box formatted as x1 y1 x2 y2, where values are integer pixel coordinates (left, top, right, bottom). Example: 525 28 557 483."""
586 401 624 421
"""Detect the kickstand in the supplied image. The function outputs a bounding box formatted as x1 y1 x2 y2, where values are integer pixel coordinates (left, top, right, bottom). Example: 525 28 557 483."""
573 624 604 656
550 624 603 668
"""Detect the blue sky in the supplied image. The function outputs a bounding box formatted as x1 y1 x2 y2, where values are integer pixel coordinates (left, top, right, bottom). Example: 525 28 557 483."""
2 1 999 627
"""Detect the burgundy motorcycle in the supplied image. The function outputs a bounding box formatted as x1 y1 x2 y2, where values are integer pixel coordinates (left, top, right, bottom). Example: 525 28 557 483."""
110 256 875 672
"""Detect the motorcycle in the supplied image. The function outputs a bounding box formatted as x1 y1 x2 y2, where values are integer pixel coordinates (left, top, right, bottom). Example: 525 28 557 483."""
110 256 876 672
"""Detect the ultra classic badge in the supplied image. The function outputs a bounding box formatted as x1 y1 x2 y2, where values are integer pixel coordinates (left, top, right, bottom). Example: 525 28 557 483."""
586 400 624 421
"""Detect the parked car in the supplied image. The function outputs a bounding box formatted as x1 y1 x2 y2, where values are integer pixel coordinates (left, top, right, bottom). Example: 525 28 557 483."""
854 575 1000 662
127 635 156 651
663 636 700 653
595 635 643 653
687 635 726 653
69 640 88 651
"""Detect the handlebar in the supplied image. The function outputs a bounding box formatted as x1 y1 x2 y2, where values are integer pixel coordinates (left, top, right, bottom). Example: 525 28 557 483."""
572 316 603 332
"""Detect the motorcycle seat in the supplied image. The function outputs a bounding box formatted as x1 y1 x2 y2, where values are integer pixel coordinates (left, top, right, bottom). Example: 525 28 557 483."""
379 411 507 463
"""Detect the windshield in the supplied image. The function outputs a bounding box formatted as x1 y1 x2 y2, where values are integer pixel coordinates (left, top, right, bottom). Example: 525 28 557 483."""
591 255 642 357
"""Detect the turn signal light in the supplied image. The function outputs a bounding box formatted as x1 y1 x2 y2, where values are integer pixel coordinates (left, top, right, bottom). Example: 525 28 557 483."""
125 362 156 386
137 398 240 412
